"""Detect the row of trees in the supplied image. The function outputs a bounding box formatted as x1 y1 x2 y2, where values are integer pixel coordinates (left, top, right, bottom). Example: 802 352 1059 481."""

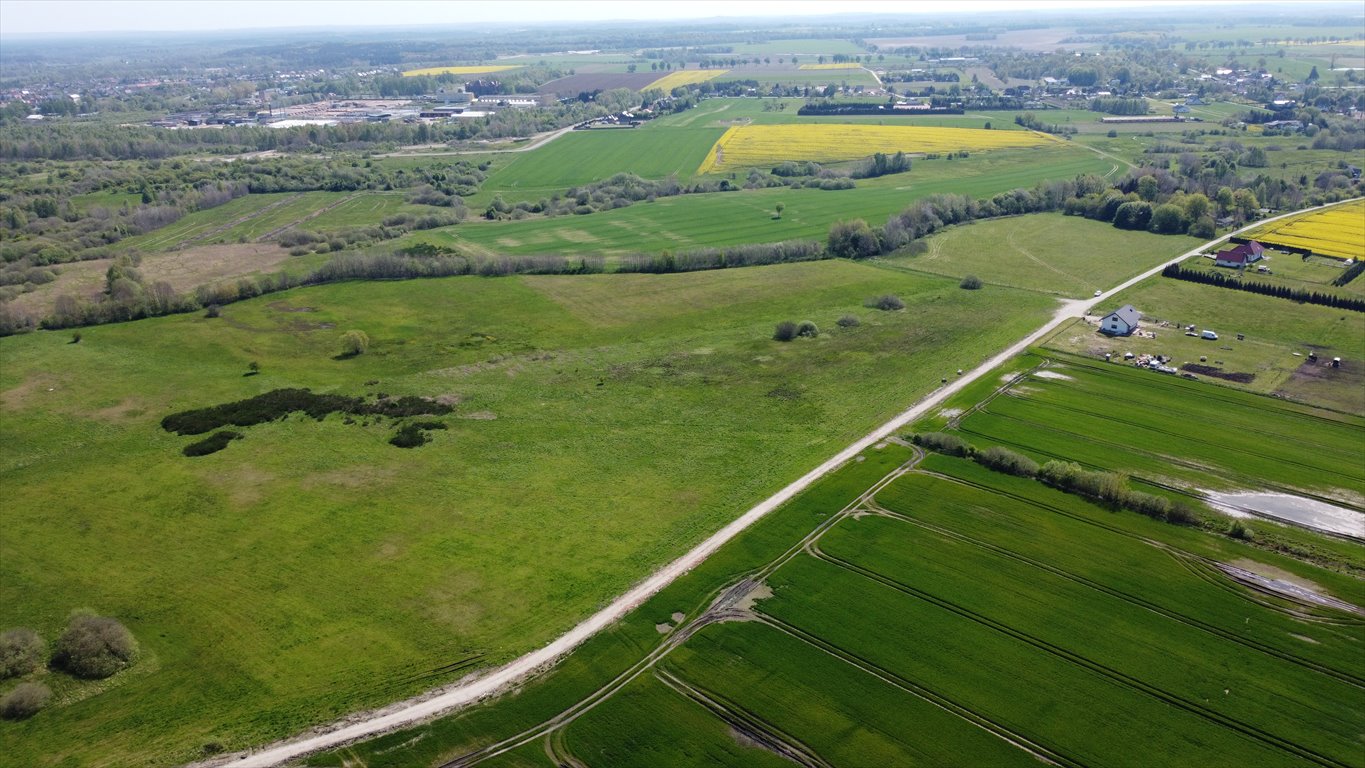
1161 263 1365 312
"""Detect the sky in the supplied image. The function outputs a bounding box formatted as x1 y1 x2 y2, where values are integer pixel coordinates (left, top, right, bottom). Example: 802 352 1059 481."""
0 0 1313 37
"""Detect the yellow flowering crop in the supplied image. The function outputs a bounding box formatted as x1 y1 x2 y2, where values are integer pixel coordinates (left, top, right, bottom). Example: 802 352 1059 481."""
696 124 1058 174
402 65 522 77
644 69 730 92
1245 201 1364 260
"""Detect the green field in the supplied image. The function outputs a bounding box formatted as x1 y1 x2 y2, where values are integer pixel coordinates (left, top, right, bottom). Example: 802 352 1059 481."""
948 352 1365 502
884 213 1200 297
309 373 1364 768
117 193 297 251
0 260 1058 766
407 144 1113 257
480 125 725 195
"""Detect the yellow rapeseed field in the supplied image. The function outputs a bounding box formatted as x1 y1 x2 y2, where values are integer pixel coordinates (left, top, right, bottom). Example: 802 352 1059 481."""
798 63 865 70
402 65 522 77
695 124 1058 174
644 69 730 92
1245 200 1365 260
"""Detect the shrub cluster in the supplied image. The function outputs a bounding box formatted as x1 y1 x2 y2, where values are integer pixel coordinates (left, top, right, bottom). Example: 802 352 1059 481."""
182 430 243 457
960 275 983 290
390 420 447 448
618 240 823 274
910 432 972 457
161 388 452 436
51 612 138 679
0 682 51 720
0 628 45 679
869 294 904 311
974 445 1040 477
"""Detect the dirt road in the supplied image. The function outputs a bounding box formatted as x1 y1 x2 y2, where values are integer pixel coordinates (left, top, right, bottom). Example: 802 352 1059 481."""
213 198 1359 768
373 123 579 159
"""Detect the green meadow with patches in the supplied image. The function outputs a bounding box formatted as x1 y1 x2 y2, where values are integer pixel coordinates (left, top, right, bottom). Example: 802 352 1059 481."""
0 260 1057 766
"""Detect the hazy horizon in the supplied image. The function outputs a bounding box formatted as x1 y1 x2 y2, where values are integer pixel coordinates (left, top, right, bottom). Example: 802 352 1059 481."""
1 0 1355 38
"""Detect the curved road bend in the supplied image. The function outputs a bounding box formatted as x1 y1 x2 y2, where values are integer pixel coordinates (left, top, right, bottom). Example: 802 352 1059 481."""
219 197 1360 768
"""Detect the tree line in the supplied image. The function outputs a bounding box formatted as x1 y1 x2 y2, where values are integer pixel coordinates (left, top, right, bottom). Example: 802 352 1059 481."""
1162 262 1365 312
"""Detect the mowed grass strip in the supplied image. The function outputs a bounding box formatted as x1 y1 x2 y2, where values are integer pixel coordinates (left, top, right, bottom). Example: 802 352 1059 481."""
697 123 1058 174
0 262 1054 766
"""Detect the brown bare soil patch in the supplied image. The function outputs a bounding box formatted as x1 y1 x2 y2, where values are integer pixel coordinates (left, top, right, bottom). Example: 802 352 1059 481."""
5 243 298 321
1181 363 1256 383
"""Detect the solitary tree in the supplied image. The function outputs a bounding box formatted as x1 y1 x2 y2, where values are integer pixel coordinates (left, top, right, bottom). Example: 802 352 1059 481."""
340 330 370 357
774 202 785 219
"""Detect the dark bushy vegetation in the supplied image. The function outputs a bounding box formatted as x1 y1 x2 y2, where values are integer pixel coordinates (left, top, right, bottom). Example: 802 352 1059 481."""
1162 263 1365 311
182 430 243 457
0 628 45 679
617 239 822 274
910 432 972 457
0 682 51 720
973 445 1039 476
1332 259 1365 287
914 433 1200 525
51 613 138 680
851 151 912 179
959 274 983 290
161 388 452 436
389 420 447 448
796 320 819 338
773 321 798 342
870 294 905 311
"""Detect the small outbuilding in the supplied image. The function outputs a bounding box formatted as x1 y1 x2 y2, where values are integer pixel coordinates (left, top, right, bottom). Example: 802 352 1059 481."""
1214 241 1265 268
1099 304 1141 336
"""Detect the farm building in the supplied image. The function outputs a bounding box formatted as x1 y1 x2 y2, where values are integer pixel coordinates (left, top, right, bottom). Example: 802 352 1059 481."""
1214 241 1265 267
1099 304 1141 336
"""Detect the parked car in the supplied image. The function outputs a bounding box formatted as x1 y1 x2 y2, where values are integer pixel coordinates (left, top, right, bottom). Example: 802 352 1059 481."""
1201 330 1218 340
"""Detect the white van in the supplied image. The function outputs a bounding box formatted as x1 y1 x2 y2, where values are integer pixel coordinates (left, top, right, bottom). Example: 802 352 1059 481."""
1201 330 1218 340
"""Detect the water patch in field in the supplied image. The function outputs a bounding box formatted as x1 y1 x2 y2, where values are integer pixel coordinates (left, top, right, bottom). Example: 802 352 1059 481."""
1033 370 1074 381
1204 490 1365 539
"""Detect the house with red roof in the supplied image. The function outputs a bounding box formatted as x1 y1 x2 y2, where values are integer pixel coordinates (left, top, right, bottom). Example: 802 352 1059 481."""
1214 241 1265 268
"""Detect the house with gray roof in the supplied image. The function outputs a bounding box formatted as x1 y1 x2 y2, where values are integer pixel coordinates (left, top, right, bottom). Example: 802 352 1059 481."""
1099 304 1141 336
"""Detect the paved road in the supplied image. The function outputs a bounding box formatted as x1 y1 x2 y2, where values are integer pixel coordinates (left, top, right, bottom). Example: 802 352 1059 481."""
215 197 1360 768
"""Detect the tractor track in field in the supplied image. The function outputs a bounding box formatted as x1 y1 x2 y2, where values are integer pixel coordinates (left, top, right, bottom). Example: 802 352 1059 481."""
210 198 1363 768
864 495 1365 686
807 546 1353 768
172 193 304 250
257 193 362 242
653 668 834 768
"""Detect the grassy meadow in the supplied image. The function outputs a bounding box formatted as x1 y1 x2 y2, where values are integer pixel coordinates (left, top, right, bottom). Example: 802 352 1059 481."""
0 260 1058 766
883 212 1201 298
408 143 1113 257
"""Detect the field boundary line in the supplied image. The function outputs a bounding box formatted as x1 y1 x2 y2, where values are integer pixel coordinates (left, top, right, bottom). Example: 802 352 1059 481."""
808 548 1352 768
209 197 1362 768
